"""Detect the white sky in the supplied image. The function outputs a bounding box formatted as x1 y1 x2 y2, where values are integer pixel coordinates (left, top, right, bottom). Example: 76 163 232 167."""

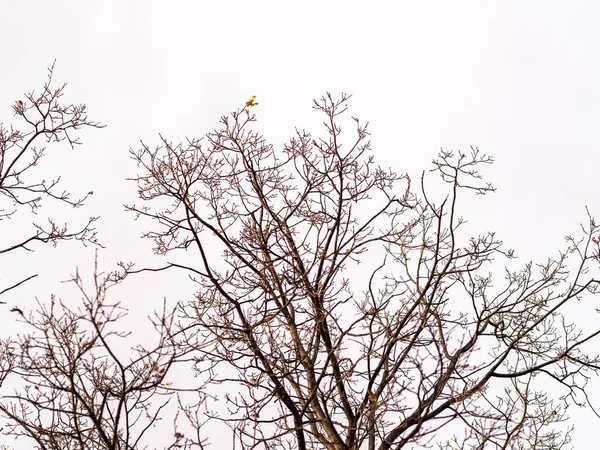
1 1 599 448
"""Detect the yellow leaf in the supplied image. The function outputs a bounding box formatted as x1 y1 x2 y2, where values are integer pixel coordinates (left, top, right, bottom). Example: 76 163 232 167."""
367 389 377 402
246 95 258 107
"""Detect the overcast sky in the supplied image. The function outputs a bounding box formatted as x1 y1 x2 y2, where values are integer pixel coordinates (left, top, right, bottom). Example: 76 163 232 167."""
1 1 599 447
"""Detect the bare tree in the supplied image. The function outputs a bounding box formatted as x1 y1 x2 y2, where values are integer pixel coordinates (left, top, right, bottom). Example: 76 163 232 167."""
0 66 214 450
126 93 600 449
0 256 207 450
0 63 103 301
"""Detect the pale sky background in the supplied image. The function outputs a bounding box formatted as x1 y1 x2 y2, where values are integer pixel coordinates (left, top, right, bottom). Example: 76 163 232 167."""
1 1 599 448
